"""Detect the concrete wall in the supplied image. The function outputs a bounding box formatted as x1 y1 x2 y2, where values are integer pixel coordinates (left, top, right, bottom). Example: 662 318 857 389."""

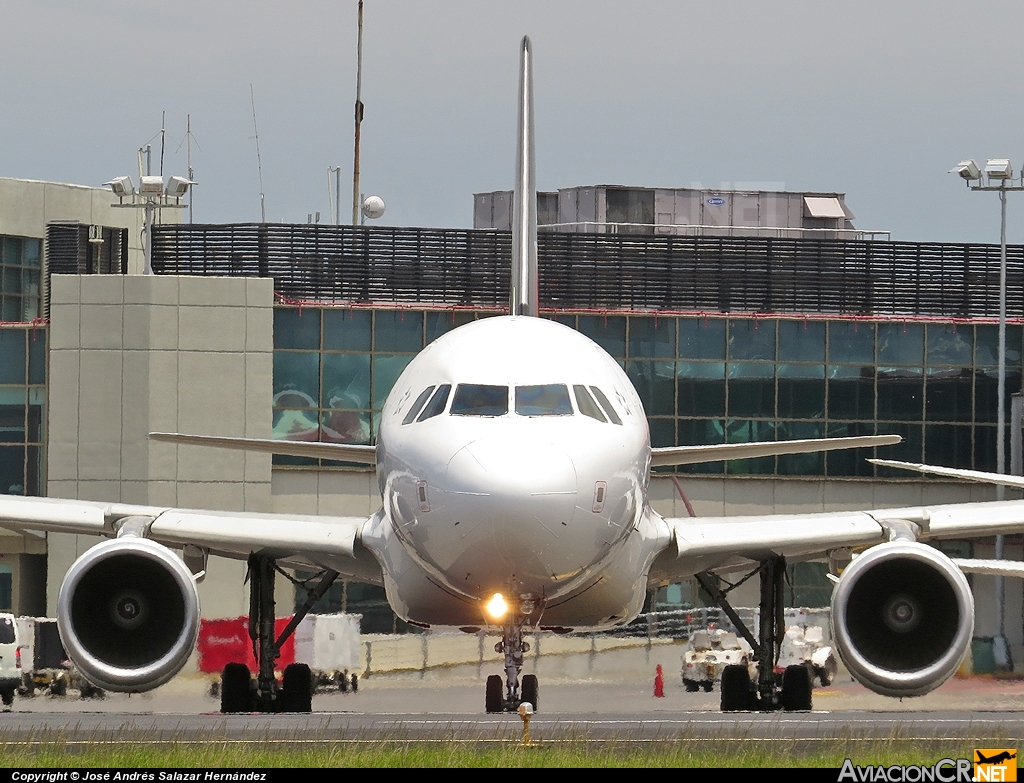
45 274 274 617
0 177 182 275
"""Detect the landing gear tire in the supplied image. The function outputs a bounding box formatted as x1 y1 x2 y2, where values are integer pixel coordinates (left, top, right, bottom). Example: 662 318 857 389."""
0 687 13 708
521 674 539 712
683 679 699 693
781 665 813 712
220 662 253 714
720 664 751 712
281 663 313 713
701 681 714 693
485 674 503 713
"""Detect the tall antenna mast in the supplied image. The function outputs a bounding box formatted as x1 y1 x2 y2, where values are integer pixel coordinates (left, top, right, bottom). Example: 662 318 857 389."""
187 114 194 223
159 110 166 177
351 0 365 225
250 84 267 223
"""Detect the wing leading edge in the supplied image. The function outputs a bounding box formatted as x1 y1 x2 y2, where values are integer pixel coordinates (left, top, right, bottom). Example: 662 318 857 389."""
651 434 901 467
652 498 1024 581
149 432 377 465
0 494 382 583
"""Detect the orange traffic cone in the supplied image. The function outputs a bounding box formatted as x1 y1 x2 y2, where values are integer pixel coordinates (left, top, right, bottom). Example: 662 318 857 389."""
654 664 665 697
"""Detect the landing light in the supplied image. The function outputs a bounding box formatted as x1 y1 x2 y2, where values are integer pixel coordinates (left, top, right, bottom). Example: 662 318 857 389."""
486 593 508 620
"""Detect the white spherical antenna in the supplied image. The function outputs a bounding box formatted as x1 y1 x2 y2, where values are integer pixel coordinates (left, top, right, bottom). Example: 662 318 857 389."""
361 195 386 220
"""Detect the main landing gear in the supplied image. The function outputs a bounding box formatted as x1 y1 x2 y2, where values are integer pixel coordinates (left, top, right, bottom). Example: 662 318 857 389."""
695 555 813 712
219 553 340 714
485 616 539 713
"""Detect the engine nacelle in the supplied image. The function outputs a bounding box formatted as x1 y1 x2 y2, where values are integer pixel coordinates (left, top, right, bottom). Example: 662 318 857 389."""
57 537 201 692
831 541 974 698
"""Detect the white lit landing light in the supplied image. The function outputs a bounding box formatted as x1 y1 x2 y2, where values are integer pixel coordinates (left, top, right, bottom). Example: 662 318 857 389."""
486 593 509 620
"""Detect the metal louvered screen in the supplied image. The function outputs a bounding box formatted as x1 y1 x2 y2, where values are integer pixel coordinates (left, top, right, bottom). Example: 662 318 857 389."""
151 223 1024 319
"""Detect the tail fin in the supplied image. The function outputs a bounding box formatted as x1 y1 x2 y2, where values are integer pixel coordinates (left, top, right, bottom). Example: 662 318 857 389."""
510 35 538 317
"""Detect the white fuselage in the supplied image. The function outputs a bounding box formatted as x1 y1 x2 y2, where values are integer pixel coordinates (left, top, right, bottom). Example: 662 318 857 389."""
361 316 670 630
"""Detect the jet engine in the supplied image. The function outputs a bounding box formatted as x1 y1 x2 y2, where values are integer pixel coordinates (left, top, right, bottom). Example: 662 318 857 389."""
831 541 974 698
56 537 201 692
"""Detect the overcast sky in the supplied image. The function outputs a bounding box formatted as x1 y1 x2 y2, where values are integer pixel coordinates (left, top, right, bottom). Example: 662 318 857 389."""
4 1 1024 243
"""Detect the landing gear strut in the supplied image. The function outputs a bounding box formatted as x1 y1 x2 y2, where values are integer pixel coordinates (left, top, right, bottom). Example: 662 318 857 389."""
219 553 339 713
485 616 539 713
696 556 812 712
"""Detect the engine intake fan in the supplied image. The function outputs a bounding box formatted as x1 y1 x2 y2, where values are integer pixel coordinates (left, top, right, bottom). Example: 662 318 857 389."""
57 537 201 692
831 540 974 698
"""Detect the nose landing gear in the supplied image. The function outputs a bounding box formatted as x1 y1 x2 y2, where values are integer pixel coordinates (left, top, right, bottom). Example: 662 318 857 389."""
485 616 539 713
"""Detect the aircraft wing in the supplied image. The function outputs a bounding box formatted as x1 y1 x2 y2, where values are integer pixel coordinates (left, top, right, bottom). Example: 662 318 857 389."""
652 499 1024 580
0 494 383 583
650 434 900 467
149 432 378 465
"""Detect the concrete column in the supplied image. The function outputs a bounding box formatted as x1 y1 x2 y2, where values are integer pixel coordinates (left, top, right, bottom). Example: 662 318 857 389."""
45 274 274 617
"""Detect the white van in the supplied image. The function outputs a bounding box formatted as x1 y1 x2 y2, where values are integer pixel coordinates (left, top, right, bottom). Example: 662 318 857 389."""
0 613 21 707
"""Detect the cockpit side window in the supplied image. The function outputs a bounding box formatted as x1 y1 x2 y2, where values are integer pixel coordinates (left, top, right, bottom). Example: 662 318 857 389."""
402 386 436 424
515 384 573 416
417 384 451 421
573 385 607 422
451 384 508 416
590 386 623 425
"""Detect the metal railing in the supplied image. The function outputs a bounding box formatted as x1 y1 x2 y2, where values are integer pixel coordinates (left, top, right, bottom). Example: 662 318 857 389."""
151 223 1024 319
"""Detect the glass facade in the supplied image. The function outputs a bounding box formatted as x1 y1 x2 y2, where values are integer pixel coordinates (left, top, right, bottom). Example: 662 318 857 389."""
0 327 46 496
274 307 1021 478
272 307 481 465
1 236 42 322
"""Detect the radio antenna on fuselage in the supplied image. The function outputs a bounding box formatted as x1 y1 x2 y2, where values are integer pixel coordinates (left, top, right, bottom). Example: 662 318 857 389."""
510 35 538 317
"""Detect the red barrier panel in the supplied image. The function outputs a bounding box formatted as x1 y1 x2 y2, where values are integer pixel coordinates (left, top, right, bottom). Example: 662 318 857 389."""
197 616 296 674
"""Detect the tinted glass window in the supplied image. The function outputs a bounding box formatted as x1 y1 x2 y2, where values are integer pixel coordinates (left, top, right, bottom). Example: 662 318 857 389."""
451 385 508 417
0 616 13 644
515 385 573 416
403 386 436 424
573 385 606 422
590 387 622 425
417 384 451 421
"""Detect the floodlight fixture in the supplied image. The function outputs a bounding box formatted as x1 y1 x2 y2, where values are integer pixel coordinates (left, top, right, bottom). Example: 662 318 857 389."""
950 160 982 181
139 175 164 196
104 176 134 197
986 159 1014 181
165 176 196 198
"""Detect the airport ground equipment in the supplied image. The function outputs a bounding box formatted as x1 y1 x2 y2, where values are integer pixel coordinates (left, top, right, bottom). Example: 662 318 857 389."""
14 617 71 696
0 613 21 707
682 628 753 692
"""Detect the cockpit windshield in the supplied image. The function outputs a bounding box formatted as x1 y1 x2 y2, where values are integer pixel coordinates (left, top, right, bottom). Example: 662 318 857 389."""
451 384 508 416
515 384 573 416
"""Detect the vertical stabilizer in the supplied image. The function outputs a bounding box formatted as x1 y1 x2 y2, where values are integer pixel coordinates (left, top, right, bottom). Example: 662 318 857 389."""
510 36 538 317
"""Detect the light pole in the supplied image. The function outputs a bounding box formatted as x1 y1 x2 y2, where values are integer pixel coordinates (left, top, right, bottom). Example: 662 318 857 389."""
952 157 1024 671
106 167 194 274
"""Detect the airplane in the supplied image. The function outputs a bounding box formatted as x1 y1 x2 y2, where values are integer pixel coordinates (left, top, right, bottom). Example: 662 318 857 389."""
3 36 1024 714
976 751 1017 765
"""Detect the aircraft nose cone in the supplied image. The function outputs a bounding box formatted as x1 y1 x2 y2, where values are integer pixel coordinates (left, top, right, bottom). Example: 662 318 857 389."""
448 437 576 497
442 437 580 579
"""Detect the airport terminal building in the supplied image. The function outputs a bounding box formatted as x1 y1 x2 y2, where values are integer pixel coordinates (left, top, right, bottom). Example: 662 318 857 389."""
2 177 1023 663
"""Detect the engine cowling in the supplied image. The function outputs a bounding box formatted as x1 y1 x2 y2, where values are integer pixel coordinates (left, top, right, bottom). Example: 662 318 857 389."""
57 537 201 692
831 541 974 698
